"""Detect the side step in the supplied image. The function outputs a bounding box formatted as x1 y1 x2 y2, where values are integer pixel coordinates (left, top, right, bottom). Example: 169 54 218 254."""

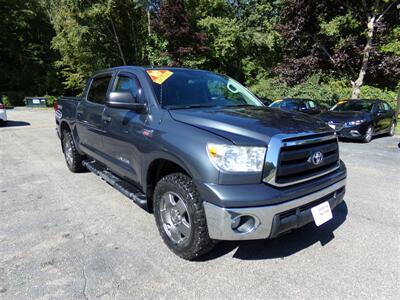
82 160 148 210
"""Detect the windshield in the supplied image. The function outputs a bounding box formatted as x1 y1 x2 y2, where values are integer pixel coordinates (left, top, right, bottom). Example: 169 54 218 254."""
331 101 374 112
269 100 281 108
147 69 263 109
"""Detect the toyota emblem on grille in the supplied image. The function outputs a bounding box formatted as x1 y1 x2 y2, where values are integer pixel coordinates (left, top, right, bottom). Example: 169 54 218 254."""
310 151 324 165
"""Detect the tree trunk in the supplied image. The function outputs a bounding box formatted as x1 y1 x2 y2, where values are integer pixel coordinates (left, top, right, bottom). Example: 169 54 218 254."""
110 19 127 65
351 15 376 99
147 10 151 36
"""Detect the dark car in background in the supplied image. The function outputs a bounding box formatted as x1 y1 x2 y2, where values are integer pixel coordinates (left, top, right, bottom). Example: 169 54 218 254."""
269 98 321 115
318 99 396 143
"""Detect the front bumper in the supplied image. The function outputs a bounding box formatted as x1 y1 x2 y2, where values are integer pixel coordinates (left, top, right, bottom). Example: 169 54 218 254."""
336 123 369 139
203 178 346 240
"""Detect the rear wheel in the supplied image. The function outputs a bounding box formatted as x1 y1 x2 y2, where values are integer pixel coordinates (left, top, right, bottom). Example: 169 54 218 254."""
62 130 86 172
153 173 216 260
363 125 373 143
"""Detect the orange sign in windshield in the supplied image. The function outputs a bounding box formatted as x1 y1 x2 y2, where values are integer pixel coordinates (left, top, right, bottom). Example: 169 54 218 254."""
146 70 173 84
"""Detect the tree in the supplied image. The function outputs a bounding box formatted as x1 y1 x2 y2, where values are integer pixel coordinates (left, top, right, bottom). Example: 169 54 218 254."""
350 0 398 98
49 0 149 91
276 0 400 96
153 0 209 67
0 0 61 104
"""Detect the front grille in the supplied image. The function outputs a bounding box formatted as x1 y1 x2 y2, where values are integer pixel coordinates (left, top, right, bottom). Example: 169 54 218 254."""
275 136 339 185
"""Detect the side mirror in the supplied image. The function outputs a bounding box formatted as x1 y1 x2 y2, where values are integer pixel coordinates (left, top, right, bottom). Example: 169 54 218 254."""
107 91 147 113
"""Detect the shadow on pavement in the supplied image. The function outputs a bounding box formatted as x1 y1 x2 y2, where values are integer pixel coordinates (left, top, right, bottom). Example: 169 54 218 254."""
1 120 31 127
198 201 348 261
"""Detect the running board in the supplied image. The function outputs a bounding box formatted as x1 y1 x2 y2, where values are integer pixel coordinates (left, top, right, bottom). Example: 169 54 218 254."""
82 160 148 210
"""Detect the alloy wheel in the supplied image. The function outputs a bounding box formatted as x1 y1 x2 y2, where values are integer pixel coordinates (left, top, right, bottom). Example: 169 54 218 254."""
159 192 191 244
64 138 73 166
390 123 395 135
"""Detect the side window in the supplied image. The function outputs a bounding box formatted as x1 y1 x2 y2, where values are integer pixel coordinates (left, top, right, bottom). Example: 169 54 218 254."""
299 101 307 110
87 76 111 104
383 102 391 111
377 102 385 112
283 101 299 110
113 75 139 102
306 100 316 109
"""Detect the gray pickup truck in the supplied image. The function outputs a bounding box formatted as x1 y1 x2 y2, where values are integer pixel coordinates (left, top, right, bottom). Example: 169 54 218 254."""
56 66 347 260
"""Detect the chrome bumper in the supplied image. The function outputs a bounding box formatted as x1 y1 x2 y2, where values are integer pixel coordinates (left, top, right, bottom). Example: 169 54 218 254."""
203 178 346 240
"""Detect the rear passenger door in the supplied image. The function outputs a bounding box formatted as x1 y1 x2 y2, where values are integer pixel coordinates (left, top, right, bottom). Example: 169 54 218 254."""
374 101 391 133
379 101 394 132
76 74 112 161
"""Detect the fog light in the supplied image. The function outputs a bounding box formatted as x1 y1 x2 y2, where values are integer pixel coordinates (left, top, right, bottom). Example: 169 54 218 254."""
231 216 241 229
231 215 257 234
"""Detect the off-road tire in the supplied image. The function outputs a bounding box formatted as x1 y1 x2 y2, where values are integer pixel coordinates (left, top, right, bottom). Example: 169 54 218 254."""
153 173 216 260
363 125 373 143
62 130 86 172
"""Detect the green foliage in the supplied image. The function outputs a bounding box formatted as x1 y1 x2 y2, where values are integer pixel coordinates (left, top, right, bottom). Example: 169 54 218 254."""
319 12 360 38
359 86 397 108
50 0 148 91
147 35 172 67
0 0 61 105
1 95 11 106
380 26 400 55
1 0 398 106
250 75 351 106
250 75 397 109
44 95 57 107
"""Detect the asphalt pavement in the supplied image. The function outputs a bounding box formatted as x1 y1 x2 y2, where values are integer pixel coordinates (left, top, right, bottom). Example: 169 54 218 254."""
0 108 399 299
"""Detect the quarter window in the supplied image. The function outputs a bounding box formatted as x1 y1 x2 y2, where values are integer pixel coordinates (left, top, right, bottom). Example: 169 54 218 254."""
87 76 111 104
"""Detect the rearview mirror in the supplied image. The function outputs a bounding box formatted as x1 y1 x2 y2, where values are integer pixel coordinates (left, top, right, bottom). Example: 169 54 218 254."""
107 91 147 113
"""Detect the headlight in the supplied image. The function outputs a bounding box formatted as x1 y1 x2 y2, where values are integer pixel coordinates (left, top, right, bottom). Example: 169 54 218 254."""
345 120 365 127
207 144 266 172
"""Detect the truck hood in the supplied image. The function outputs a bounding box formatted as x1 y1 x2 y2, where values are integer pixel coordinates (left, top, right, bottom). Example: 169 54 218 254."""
318 111 369 123
169 106 331 145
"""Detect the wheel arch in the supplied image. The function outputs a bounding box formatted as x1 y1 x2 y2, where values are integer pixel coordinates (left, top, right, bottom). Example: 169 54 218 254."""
59 120 71 138
145 157 192 212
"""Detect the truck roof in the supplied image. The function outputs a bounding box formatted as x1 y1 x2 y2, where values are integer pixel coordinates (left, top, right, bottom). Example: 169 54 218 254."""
93 66 212 76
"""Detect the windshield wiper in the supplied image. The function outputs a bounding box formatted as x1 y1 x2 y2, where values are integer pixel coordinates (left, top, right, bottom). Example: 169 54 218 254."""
224 104 252 107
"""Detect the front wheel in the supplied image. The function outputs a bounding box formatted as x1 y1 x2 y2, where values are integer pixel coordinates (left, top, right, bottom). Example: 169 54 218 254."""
153 173 216 260
363 125 374 143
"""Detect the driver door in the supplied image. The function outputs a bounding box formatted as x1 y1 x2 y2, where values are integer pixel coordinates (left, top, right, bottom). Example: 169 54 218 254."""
102 71 148 185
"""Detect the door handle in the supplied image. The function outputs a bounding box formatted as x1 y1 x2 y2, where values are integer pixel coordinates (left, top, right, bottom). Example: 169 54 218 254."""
102 115 112 123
